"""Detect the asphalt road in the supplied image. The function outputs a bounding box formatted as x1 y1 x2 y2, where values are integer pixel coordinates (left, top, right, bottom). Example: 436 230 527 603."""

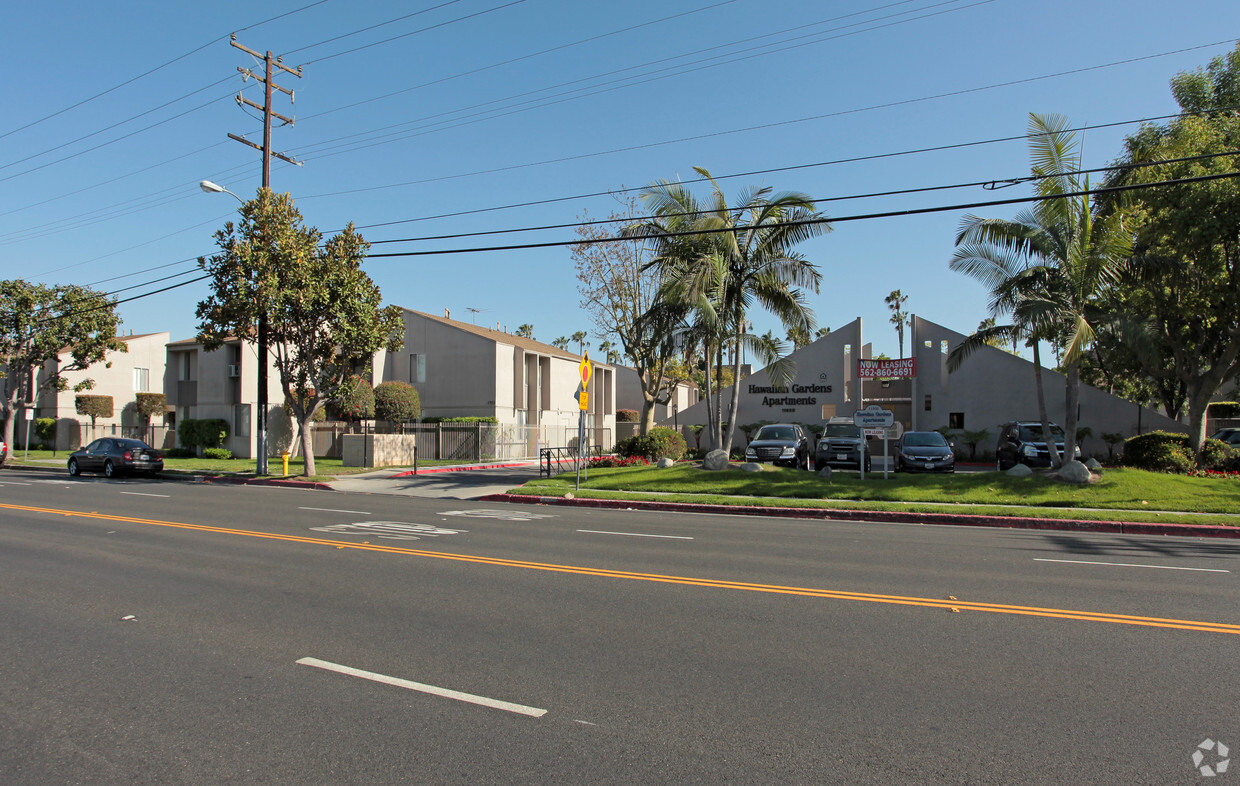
1 467 1237 784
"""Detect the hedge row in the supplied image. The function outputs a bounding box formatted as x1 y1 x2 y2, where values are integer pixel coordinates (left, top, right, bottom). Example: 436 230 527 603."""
177 418 230 451
1121 431 1239 473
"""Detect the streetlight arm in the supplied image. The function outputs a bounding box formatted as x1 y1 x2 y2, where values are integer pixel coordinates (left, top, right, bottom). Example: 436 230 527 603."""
199 180 245 204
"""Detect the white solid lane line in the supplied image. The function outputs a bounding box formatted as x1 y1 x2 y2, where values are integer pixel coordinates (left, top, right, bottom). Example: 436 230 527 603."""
0 481 32 485
299 507 372 515
1034 558 1229 573
296 657 547 718
576 529 694 540
119 491 171 498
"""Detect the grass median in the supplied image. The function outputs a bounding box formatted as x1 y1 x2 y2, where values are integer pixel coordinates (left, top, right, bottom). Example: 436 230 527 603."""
513 463 1240 527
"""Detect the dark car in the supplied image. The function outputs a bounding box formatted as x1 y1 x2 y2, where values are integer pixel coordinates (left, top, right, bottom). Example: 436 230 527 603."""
744 423 811 469
996 421 1080 470
67 438 164 478
0 437 7 466
814 418 871 473
896 431 956 473
1210 428 1240 446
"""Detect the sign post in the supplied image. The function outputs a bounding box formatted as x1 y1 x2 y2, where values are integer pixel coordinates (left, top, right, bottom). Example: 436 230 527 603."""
853 405 893 480
23 407 34 460
576 352 592 489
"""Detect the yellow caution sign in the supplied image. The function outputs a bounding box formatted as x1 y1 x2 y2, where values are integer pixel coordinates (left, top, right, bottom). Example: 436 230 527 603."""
578 391 589 411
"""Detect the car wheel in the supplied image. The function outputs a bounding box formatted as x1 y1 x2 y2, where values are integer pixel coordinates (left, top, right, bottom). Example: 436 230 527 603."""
104 460 116 479
68 458 80 477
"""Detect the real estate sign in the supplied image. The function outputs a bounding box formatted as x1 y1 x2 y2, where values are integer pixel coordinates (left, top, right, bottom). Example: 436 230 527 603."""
857 358 916 379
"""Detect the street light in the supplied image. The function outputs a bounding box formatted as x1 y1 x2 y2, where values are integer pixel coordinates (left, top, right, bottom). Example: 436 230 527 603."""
200 179 270 475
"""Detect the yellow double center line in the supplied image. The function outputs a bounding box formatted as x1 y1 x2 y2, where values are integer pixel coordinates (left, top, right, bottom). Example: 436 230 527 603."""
6 501 1239 636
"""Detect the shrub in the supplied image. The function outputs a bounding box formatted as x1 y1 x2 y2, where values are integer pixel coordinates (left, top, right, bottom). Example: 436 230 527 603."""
35 417 57 448
75 394 114 425
1198 438 1238 471
202 447 233 460
589 455 650 468
615 426 687 461
163 447 194 459
331 375 374 421
284 393 327 423
177 418 231 451
616 409 640 423
422 416 497 424
374 381 421 423
1121 431 1191 471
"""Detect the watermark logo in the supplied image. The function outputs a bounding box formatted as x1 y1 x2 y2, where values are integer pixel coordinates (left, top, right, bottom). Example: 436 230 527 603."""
1192 739 1230 778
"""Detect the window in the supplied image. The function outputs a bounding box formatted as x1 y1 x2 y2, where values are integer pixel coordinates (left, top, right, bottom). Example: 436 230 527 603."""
234 404 251 438
924 394 932 411
133 367 150 392
409 353 425 384
949 412 964 429
179 353 192 381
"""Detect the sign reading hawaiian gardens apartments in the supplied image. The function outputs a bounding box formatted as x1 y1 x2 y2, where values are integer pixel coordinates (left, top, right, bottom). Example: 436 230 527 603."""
857 358 916 379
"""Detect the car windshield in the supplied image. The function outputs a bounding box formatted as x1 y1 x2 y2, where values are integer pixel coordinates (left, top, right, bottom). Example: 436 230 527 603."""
903 432 947 447
824 424 860 438
756 426 796 441
1018 425 1065 442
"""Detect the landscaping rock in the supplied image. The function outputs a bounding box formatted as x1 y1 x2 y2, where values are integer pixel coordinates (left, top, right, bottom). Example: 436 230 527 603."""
1006 463 1033 477
702 449 730 471
817 466 832 479
1058 459 1092 484
740 462 763 472
657 457 675 469
1085 457 1102 470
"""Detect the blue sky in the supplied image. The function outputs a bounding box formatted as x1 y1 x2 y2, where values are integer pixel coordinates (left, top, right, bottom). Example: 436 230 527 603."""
2 0 1237 362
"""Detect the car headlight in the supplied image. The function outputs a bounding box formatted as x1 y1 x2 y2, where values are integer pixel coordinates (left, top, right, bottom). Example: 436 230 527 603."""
781 447 795 457
1074 445 1081 456
1022 445 1038 457
745 449 756 457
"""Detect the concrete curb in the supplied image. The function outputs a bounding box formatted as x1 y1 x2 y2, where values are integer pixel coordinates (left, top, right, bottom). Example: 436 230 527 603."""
478 493 1240 539
4 462 333 491
390 461 537 478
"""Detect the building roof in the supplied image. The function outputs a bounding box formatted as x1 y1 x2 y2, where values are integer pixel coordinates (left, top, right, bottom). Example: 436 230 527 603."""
407 309 610 367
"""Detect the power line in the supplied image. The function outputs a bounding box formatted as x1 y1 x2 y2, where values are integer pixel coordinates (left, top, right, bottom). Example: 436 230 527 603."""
362 171 1240 258
362 149 1240 245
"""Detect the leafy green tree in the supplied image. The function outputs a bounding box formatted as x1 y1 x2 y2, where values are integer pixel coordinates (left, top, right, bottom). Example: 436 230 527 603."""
885 290 909 356
634 167 829 454
1101 43 1240 455
196 189 403 476
574 194 689 434
75 394 113 426
331 375 375 421
950 114 1130 466
1 281 124 454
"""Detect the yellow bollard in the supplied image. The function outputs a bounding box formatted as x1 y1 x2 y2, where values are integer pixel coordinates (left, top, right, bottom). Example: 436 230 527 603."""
282 452 290 477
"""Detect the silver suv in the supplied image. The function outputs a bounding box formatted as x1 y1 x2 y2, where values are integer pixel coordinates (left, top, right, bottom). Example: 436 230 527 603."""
814 418 871 472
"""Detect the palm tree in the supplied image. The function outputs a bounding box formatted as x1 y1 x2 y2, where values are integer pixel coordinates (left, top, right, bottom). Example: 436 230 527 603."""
571 330 588 355
515 324 534 339
597 339 620 364
950 114 1130 466
786 324 811 351
552 336 570 350
635 167 829 454
885 290 909 357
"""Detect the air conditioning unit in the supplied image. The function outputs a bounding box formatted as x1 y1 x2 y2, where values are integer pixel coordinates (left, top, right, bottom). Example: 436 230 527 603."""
228 364 240 378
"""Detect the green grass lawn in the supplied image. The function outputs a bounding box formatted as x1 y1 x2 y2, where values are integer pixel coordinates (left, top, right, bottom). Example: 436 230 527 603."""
515 463 1240 527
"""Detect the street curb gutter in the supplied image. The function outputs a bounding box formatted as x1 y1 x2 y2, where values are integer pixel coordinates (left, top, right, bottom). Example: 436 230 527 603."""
4 462 333 491
478 493 1240 539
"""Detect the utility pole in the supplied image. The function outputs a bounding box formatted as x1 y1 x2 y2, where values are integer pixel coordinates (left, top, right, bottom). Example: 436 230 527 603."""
227 34 302 476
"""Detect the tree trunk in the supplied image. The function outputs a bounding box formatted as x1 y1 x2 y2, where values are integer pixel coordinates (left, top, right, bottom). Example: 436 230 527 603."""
1062 362 1080 464
299 416 316 476
1032 342 1062 467
1186 389 1213 458
640 394 657 436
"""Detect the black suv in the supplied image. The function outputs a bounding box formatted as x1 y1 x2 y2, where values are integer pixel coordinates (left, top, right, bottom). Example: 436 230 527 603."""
996 421 1080 470
744 423 811 469
814 418 871 472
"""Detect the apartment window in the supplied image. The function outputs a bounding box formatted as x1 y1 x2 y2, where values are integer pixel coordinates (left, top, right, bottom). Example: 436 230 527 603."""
949 412 965 429
179 353 192 381
234 404 251 438
133 367 149 392
409 353 425 384
924 395 933 411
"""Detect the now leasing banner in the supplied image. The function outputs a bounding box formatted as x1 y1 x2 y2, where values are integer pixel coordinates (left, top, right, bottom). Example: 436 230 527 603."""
857 357 916 379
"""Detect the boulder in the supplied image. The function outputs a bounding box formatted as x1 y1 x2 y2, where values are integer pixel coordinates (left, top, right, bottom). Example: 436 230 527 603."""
740 462 763 472
657 457 675 469
1085 457 1102 470
1058 459 1092 484
702 449 730 471
817 466 833 479
1006 463 1033 477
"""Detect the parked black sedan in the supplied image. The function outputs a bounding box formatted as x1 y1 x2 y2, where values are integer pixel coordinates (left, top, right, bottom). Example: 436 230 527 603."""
743 423 811 469
67 438 164 478
896 431 956 473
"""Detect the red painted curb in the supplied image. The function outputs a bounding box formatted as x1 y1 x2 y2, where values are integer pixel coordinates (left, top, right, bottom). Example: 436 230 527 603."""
476 493 1240 539
390 462 536 478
